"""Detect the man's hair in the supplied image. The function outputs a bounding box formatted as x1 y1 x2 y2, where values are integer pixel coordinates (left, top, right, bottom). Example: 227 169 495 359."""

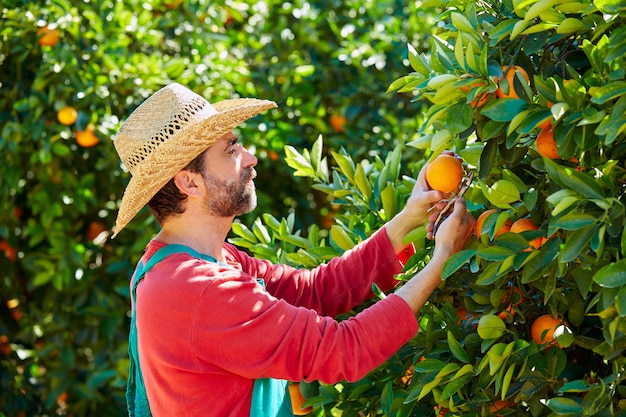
147 150 207 225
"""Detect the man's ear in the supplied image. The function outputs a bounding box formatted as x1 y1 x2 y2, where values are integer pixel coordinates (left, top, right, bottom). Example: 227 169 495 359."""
173 171 203 197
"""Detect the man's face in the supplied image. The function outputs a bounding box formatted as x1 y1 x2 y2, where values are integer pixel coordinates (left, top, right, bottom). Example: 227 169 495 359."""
200 133 258 217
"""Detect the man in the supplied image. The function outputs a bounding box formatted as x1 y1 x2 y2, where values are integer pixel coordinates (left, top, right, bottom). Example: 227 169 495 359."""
113 83 475 417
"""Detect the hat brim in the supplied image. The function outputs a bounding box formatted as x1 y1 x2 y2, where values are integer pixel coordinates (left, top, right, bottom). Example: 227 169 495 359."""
112 98 277 237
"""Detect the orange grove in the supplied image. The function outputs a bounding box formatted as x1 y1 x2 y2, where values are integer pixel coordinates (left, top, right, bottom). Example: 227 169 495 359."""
426 154 464 193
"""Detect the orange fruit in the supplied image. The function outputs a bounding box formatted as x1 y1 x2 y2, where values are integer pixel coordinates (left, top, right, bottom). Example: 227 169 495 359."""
475 209 512 238
57 106 78 126
461 80 489 107
531 314 564 345
426 154 464 193
330 113 346 133
489 400 516 415
536 128 559 159
539 117 552 130
37 26 60 47
86 221 107 241
0 240 17 262
288 382 313 415
0 335 11 355
510 217 544 250
164 0 183 9
497 287 524 320
76 125 99 147
401 364 414 385
496 65 530 99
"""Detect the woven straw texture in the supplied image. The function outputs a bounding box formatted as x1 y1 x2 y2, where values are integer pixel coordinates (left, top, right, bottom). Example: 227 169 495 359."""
112 83 276 237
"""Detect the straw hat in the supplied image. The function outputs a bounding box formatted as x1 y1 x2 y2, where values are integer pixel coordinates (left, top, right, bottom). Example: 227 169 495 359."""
112 83 277 237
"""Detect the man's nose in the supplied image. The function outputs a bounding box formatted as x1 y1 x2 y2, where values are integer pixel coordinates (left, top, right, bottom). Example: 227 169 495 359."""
243 147 258 167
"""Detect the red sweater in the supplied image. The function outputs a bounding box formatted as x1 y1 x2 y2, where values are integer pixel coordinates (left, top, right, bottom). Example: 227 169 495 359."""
134 227 418 416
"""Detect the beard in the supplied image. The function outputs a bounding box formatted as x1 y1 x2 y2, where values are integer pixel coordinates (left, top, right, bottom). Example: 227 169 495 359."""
201 168 257 217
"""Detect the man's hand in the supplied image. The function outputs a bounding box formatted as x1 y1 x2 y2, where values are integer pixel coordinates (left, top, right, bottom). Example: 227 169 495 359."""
385 151 459 253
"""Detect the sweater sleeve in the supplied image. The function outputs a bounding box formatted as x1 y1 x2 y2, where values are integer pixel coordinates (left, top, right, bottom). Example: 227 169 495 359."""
224 226 414 317
190 264 418 384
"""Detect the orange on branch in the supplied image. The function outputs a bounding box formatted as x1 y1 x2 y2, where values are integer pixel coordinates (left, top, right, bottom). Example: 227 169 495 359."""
537 128 559 159
57 106 78 126
330 112 346 133
288 382 313 415
496 65 530 99
0 240 17 262
86 221 107 241
531 314 565 345
510 217 544 250
475 209 512 238
426 154 464 193
37 26 60 47
76 125 99 147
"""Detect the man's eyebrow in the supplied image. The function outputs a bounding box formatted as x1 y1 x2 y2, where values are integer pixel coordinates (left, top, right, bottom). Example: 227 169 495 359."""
226 135 238 147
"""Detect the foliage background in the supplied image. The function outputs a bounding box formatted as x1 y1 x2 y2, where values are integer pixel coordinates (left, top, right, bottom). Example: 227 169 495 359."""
0 0 432 415
3 0 626 416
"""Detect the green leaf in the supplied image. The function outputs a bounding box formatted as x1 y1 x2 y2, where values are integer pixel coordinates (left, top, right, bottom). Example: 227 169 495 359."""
446 102 473 135
331 151 356 183
477 246 516 261
592 259 626 288
440 374 473 401
442 249 476 280
448 331 470 363
590 81 626 105
595 0 626 14
561 225 596 263
550 212 597 231
521 238 559 283
480 98 530 122
330 225 355 251
546 397 584 415
543 158 605 200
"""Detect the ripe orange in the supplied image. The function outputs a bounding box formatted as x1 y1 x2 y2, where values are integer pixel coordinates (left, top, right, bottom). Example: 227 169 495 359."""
37 26 60 47
489 400 516 415
76 126 99 147
510 217 544 250
401 364 414 385
531 314 564 345
288 382 313 415
475 209 512 238
57 106 78 126
497 287 523 320
164 0 183 9
330 113 346 133
0 335 11 355
460 80 489 108
86 221 107 241
0 240 17 262
426 154 464 193
536 128 559 159
496 65 530 99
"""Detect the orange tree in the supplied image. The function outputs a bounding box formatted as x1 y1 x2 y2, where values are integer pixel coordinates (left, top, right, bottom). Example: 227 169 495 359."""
229 0 626 416
0 0 433 415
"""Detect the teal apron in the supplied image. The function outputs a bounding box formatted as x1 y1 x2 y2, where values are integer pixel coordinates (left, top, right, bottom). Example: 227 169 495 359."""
126 244 294 416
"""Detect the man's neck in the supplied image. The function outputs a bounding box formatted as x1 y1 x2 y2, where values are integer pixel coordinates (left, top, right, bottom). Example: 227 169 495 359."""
155 213 234 263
